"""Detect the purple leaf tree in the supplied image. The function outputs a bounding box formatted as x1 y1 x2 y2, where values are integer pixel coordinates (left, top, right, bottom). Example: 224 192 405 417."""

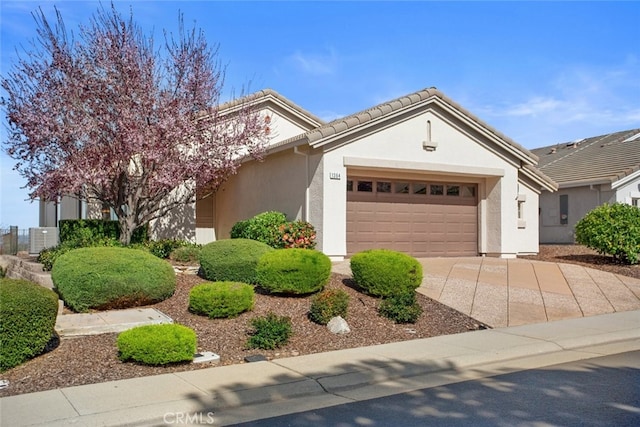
2 4 267 244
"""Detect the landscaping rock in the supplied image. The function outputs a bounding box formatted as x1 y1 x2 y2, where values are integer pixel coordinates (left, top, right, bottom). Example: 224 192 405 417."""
327 316 350 335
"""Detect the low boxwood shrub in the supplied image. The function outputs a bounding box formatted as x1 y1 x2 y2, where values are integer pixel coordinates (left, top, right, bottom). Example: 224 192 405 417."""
350 249 423 298
199 239 273 284
230 211 288 248
170 244 202 264
189 281 254 318
256 249 331 295
246 312 292 350
51 247 176 312
117 324 196 365
378 291 423 324
309 289 349 325
0 279 59 371
38 237 122 272
575 203 640 264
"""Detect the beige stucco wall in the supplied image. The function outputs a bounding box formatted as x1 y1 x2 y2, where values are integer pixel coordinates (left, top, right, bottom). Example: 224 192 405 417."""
539 176 640 244
262 106 313 145
213 148 310 240
539 185 615 244
514 180 542 254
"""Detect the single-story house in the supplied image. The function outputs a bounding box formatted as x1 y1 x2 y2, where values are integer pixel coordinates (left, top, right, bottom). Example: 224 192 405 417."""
40 87 558 260
531 128 640 244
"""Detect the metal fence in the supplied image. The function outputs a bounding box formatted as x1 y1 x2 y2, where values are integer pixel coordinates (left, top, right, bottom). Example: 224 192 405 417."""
0 227 30 255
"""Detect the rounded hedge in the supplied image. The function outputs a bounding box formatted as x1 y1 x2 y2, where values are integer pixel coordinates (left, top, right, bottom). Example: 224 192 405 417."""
199 239 274 284
0 279 59 371
117 323 196 365
189 281 254 318
256 248 331 295
575 202 640 264
350 249 423 297
51 246 176 312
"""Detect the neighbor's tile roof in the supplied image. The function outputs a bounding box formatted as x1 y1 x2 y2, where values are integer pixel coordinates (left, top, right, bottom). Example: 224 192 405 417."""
530 128 640 187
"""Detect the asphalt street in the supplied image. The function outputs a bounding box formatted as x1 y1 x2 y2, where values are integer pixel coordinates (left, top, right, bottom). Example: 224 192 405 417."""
231 351 640 427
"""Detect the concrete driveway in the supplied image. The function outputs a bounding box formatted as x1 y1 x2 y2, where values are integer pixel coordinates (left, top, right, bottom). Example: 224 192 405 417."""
333 257 640 328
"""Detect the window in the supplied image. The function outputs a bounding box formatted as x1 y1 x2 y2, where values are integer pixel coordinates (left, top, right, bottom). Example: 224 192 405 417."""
412 183 427 194
462 185 476 198
430 184 444 196
632 198 640 207
357 181 373 192
395 182 410 194
446 185 460 196
377 181 392 193
559 194 569 225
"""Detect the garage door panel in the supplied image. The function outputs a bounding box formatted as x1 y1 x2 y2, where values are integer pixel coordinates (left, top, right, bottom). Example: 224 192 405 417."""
347 179 477 257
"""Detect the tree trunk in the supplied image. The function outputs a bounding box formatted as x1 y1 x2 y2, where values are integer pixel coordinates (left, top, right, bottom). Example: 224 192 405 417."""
118 216 136 245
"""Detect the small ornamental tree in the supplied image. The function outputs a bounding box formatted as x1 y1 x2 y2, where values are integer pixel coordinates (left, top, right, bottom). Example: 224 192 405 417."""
575 203 640 264
1 3 267 244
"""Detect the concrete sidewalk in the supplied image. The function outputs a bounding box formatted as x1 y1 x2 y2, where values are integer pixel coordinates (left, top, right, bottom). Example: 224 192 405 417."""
1 310 639 427
334 257 640 328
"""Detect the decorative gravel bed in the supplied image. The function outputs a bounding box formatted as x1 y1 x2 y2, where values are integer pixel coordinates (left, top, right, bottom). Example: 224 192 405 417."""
0 272 484 397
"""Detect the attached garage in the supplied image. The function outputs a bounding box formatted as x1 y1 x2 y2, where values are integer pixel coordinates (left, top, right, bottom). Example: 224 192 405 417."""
346 177 478 257
197 87 558 260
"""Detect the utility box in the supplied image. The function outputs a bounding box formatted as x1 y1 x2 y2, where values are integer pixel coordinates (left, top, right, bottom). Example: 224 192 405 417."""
29 227 59 254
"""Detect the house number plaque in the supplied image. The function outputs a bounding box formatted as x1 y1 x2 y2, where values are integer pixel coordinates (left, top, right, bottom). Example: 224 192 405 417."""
329 172 341 180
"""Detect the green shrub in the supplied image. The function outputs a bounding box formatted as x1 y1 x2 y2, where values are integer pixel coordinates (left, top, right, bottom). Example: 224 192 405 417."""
378 292 423 324
278 221 317 249
51 247 176 312
169 244 202 263
246 312 292 350
575 203 640 264
256 249 331 295
38 236 122 271
199 239 273 284
230 211 288 247
189 282 254 318
59 219 147 245
135 239 190 259
309 289 349 325
0 279 59 371
117 324 196 365
350 249 423 297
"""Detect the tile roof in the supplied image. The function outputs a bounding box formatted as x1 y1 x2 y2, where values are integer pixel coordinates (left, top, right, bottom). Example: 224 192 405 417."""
267 87 556 191
274 88 538 160
217 88 325 128
530 128 640 187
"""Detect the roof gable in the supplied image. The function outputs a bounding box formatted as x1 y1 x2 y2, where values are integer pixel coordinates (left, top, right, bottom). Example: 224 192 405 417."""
217 88 325 132
531 128 640 187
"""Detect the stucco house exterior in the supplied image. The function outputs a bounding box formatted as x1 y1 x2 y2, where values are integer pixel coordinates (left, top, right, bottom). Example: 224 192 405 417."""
40 87 557 259
531 128 640 244
198 88 556 260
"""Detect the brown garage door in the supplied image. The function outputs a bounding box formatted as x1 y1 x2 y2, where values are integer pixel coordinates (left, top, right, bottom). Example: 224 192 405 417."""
346 178 478 257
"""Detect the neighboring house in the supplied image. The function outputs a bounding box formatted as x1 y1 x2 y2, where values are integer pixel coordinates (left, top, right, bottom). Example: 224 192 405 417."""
531 128 640 244
532 129 640 243
40 87 557 259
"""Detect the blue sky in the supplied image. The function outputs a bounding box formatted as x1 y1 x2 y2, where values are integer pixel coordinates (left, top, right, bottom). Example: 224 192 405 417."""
1 1 639 229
